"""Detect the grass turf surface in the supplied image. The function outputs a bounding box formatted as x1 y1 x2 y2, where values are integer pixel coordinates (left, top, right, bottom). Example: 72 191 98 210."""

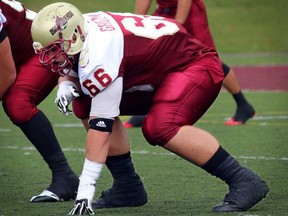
1 0 288 215
1 91 288 215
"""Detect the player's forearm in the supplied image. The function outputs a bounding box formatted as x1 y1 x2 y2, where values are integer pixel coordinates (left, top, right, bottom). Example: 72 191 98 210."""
0 38 16 100
175 0 192 24
58 75 81 93
135 0 152 15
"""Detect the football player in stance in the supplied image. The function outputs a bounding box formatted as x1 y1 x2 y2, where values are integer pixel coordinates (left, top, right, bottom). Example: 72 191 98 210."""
125 0 256 128
32 3 268 215
0 1 79 202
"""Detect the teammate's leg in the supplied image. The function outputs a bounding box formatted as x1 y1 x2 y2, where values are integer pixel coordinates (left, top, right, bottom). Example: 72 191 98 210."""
2 55 79 202
222 63 256 125
142 65 268 212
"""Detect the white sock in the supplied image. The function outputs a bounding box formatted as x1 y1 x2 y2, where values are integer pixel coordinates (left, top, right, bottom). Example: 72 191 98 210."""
76 158 104 200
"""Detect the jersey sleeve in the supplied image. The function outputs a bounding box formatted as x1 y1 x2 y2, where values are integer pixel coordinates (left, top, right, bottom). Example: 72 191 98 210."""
90 77 123 118
0 10 7 42
78 12 124 97
0 0 37 65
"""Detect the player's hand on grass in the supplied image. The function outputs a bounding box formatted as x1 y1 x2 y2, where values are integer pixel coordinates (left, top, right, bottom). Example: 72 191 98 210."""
68 199 94 215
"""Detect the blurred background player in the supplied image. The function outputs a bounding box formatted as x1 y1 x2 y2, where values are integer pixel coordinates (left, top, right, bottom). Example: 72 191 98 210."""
125 0 255 128
0 0 79 202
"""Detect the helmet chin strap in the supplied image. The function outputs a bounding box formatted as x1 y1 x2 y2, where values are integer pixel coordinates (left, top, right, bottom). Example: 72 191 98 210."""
58 53 81 76
59 59 68 68
58 54 75 76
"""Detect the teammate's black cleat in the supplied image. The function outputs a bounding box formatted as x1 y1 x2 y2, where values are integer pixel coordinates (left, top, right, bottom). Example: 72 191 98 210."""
30 173 79 202
225 103 256 125
212 170 269 212
92 181 147 208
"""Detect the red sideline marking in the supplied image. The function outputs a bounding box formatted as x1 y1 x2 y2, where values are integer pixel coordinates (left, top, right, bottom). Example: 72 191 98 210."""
232 65 288 91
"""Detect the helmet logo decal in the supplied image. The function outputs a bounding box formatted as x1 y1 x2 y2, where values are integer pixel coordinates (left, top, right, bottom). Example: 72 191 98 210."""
79 48 89 68
49 10 74 36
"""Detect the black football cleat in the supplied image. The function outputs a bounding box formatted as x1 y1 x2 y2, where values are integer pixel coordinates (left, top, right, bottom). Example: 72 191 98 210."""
92 182 147 208
30 173 79 203
225 103 255 125
212 170 269 212
30 190 62 202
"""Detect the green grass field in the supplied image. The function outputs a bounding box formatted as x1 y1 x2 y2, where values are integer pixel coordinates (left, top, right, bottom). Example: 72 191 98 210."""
1 91 288 216
1 0 288 215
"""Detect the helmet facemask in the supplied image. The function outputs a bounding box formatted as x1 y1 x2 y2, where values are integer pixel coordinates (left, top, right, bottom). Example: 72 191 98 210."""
34 39 74 76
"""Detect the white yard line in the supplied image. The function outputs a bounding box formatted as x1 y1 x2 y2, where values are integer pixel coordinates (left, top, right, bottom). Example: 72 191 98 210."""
1 115 287 133
1 145 288 161
252 115 288 120
1 115 287 162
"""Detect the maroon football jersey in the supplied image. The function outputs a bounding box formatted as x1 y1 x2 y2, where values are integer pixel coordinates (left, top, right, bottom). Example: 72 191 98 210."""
104 12 222 89
153 0 216 49
0 1 36 66
109 13 222 90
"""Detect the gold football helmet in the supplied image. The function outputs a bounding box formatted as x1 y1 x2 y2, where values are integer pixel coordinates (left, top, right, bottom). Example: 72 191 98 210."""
31 2 86 75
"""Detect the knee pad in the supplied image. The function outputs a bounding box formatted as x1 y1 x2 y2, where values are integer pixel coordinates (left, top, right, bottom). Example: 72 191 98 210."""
142 115 180 146
222 63 231 77
2 90 38 124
